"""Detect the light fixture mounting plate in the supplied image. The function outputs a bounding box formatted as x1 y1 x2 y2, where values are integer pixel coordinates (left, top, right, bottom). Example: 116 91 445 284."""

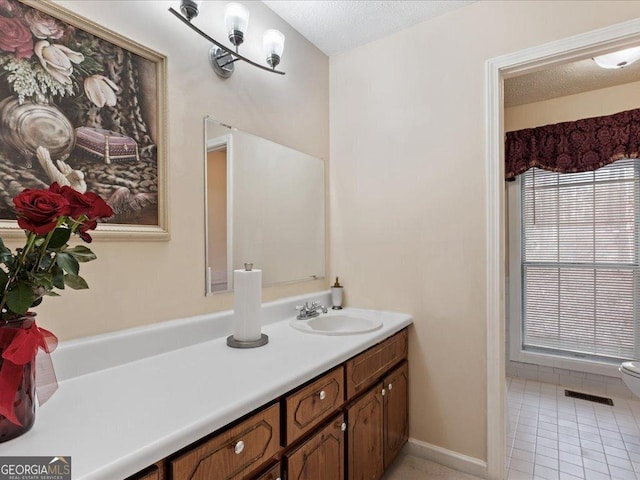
209 46 234 78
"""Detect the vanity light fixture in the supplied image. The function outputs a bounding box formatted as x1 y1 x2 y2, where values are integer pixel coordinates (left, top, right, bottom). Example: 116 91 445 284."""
169 1 286 78
593 46 640 69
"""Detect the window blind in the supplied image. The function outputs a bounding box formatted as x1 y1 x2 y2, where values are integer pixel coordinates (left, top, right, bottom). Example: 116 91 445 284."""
521 160 639 361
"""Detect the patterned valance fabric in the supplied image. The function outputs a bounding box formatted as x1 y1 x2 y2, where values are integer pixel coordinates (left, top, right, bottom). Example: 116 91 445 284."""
505 107 640 180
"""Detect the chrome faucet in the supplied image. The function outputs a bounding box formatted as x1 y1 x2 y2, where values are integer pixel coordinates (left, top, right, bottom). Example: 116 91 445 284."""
296 301 328 320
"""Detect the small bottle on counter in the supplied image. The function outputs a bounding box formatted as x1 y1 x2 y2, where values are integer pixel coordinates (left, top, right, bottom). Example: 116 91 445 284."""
331 277 343 310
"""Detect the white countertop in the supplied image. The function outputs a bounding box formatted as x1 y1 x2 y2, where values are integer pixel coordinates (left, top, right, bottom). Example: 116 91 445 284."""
1 305 412 480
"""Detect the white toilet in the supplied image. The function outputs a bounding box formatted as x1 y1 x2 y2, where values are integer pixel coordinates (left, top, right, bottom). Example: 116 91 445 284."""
620 361 640 397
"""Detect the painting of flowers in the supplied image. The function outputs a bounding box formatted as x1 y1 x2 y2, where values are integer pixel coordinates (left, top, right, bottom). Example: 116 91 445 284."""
0 0 167 238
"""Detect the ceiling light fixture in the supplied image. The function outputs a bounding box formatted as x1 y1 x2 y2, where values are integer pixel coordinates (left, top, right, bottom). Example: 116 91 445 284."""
169 1 286 78
593 46 640 69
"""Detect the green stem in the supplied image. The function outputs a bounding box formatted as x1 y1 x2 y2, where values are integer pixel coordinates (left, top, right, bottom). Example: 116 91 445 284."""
70 215 86 234
0 232 36 316
31 218 66 273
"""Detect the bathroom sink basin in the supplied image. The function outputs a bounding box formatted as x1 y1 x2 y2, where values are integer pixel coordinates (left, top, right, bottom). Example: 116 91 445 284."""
290 314 383 335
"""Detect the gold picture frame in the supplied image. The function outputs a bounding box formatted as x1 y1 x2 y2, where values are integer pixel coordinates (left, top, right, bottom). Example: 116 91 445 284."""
0 0 168 240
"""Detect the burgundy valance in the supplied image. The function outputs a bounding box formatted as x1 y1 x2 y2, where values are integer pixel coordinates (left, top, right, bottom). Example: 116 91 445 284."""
505 107 640 180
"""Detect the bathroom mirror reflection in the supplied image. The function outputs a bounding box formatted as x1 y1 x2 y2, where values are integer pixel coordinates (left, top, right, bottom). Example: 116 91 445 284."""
205 117 325 294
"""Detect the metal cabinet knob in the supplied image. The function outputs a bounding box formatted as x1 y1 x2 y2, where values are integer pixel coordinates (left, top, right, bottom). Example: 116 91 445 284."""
234 440 244 454
335 420 347 431
382 388 386 396
388 383 393 391
319 390 326 400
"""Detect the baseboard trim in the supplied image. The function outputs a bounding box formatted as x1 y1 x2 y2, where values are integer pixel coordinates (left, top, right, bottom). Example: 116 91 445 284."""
405 437 488 479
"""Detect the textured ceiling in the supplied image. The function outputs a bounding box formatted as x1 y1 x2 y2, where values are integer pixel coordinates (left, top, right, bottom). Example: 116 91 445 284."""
262 0 475 56
505 57 640 107
262 1 638 107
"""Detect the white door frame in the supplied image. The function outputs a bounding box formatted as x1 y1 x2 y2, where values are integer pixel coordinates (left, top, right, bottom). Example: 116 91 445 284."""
485 18 640 480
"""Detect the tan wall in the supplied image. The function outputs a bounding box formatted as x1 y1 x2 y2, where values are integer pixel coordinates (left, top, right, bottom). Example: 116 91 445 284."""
506 79 640 131
26 0 329 340
329 0 640 462
207 150 227 284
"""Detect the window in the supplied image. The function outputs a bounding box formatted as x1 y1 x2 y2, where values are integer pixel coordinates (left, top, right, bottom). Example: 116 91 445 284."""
511 159 639 364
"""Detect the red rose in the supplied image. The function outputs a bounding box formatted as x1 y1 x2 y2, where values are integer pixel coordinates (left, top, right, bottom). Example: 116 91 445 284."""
48 183 113 221
46 185 113 243
83 192 113 220
77 192 113 243
13 189 70 235
77 219 97 243
49 183 92 219
0 17 34 59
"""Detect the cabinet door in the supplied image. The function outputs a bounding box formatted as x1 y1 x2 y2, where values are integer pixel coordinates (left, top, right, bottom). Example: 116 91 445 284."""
347 385 384 480
253 462 281 480
383 361 408 469
286 414 345 480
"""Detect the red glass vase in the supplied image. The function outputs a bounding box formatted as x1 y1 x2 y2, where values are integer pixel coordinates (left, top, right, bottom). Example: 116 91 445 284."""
0 314 36 443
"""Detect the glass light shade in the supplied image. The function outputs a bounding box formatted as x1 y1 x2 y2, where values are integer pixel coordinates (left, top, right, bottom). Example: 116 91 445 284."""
594 46 640 69
263 29 285 59
224 3 250 35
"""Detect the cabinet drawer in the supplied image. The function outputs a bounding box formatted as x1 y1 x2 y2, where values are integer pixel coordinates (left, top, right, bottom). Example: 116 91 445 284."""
253 462 281 480
345 329 408 399
285 366 344 445
170 403 280 480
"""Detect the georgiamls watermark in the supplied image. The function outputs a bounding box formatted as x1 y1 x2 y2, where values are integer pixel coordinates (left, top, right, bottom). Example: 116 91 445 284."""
0 457 71 480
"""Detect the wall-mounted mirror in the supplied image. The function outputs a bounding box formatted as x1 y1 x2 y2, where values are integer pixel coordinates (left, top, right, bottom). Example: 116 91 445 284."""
205 117 325 294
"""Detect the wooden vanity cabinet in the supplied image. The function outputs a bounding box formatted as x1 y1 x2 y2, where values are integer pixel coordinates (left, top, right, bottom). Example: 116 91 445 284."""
346 338 409 480
130 328 408 480
286 414 346 480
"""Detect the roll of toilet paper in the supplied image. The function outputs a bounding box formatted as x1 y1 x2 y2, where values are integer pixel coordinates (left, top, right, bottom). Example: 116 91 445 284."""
232 268 262 342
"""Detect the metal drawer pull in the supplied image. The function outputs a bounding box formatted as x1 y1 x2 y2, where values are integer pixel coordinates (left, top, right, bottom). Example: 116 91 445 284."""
388 383 393 391
319 390 326 400
335 420 347 431
234 440 245 455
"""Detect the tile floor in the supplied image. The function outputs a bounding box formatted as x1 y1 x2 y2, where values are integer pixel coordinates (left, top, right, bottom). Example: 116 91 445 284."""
507 377 640 480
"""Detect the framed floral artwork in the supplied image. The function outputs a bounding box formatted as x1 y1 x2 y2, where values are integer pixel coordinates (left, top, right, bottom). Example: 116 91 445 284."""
0 0 168 239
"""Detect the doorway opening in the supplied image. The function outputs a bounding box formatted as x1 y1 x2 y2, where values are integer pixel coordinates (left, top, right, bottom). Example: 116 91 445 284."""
206 144 229 294
486 18 640 480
